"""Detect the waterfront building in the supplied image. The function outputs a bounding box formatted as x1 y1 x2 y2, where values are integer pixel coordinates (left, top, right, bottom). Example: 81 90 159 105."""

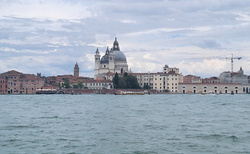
0 70 44 94
105 65 181 92
179 83 243 94
94 38 128 78
83 79 113 89
219 67 250 93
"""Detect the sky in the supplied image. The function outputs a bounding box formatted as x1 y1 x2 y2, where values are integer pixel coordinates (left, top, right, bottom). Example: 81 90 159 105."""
1 0 250 78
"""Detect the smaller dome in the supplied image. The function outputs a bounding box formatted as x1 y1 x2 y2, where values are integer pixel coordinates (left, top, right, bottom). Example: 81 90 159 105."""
101 54 109 63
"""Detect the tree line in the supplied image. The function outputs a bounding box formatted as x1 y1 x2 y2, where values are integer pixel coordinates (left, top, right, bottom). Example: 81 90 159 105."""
112 72 141 89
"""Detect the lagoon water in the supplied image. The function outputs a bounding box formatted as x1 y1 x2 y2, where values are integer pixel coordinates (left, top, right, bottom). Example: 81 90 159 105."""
0 94 250 154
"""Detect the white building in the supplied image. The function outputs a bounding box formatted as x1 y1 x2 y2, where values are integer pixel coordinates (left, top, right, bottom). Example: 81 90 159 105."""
94 38 128 78
179 83 243 94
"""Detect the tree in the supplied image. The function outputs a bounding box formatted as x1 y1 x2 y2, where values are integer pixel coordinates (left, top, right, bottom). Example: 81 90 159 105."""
112 72 140 89
63 78 71 88
78 82 84 89
143 84 151 89
113 72 119 88
125 74 140 89
118 77 126 89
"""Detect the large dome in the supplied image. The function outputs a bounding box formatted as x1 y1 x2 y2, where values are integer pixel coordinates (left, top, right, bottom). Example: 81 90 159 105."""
114 50 127 62
100 38 127 63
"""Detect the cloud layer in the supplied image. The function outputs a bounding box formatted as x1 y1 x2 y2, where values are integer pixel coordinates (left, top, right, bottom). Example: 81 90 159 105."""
1 0 250 77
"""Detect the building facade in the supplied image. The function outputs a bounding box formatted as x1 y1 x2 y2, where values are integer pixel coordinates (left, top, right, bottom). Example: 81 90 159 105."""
0 70 44 94
94 38 128 78
105 65 182 92
179 83 243 94
219 67 248 84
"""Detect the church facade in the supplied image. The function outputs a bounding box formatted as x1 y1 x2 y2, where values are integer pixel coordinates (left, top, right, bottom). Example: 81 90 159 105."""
94 38 128 78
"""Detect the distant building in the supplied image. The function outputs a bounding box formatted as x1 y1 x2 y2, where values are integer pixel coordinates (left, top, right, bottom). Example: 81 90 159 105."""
183 75 202 83
74 63 79 78
94 38 129 78
45 63 113 90
202 77 220 83
219 67 248 84
0 70 44 94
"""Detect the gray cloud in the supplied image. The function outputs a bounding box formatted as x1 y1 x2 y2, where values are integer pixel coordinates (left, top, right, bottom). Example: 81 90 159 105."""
0 0 250 77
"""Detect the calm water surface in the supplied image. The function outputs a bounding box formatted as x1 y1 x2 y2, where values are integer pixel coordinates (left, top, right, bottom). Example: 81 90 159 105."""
0 94 250 154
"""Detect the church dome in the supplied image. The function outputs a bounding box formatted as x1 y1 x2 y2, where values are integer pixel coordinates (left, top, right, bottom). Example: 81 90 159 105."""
101 54 109 63
114 50 127 62
100 38 127 63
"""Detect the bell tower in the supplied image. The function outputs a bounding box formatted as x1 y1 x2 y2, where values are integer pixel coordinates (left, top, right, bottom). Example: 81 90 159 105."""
113 37 120 51
74 62 79 78
94 48 101 77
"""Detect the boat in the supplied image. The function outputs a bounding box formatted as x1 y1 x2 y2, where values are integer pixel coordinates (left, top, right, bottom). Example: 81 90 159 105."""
115 90 144 95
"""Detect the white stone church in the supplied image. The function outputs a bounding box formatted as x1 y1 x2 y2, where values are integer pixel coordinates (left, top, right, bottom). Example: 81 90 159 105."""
94 38 129 78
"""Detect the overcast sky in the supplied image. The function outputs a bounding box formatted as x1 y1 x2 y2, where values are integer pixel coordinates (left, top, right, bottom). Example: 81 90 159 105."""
1 0 250 78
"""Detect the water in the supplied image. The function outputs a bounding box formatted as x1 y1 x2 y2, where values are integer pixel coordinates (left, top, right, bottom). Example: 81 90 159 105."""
0 94 250 154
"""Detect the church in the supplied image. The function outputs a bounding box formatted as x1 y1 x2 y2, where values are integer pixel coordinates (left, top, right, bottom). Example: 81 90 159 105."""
94 38 128 78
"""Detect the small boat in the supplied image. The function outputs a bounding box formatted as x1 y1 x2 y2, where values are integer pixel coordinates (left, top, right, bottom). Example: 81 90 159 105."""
115 90 144 95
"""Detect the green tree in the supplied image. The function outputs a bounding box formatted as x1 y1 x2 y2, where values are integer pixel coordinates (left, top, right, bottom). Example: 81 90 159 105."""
113 72 119 88
78 82 84 89
143 84 151 89
118 77 126 89
113 72 140 89
126 74 139 89
63 78 71 88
